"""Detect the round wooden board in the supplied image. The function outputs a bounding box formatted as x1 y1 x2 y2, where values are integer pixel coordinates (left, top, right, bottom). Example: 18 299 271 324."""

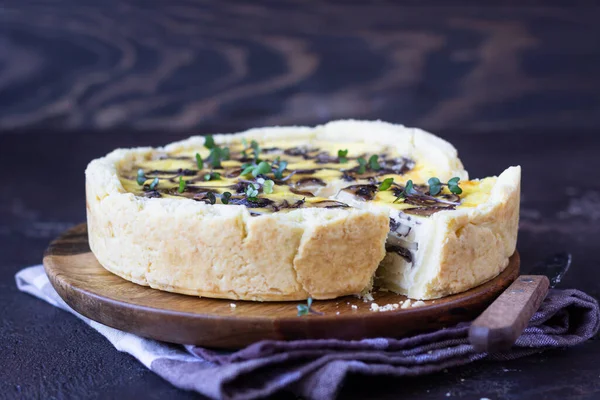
43 224 520 349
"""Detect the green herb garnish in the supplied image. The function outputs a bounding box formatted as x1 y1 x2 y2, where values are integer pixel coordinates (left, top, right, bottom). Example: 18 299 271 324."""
204 135 215 149
149 177 159 191
357 157 367 174
427 177 462 195
296 297 322 316
378 177 394 191
273 157 288 179
195 153 203 170
208 147 222 168
253 161 271 177
297 297 313 316
393 179 416 203
368 155 381 171
206 192 216 205
448 177 463 194
263 179 275 194
221 147 231 161
242 161 272 177
245 183 259 202
251 140 260 162
204 172 221 181
338 149 348 163
428 177 442 196
221 192 232 204
178 176 187 193
136 169 146 186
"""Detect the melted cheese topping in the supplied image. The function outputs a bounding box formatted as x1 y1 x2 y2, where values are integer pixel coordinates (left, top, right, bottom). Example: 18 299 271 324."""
118 138 494 216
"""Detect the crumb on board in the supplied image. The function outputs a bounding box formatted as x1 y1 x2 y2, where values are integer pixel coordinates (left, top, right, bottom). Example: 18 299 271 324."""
351 305 358 310
366 298 428 312
336 311 340 315
230 303 237 308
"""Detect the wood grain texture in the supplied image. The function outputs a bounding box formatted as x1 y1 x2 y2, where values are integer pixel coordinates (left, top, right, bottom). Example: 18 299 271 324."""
1 2 600 133
43 223 520 349
469 275 550 353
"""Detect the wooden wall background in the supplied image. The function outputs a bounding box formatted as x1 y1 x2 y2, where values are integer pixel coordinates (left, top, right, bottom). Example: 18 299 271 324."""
1 2 599 134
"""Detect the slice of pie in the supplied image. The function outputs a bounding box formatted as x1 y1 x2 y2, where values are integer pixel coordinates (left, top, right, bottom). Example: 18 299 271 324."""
85 120 519 301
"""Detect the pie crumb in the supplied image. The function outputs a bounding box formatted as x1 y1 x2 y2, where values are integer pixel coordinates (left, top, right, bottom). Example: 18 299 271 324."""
230 303 236 308
412 300 426 308
370 303 380 312
351 305 358 310
400 299 412 309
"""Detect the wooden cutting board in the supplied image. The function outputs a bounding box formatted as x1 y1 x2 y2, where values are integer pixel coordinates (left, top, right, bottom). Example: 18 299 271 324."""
43 223 520 349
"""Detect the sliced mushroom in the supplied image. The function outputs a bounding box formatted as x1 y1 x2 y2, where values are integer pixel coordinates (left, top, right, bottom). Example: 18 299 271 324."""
438 193 461 203
143 190 162 198
340 184 378 201
284 146 320 159
385 245 413 263
403 195 444 207
308 200 350 209
261 147 282 154
224 167 242 178
229 197 274 208
402 206 455 217
289 177 326 197
314 152 338 164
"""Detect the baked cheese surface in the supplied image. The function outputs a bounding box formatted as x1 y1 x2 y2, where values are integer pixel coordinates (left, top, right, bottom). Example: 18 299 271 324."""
118 138 492 217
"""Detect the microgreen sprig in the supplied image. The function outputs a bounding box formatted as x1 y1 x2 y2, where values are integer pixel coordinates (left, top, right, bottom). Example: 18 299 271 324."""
357 157 367 174
203 135 230 169
297 298 323 316
428 177 463 196
447 177 463 194
428 177 442 196
394 178 462 205
204 172 221 181
136 169 146 186
148 177 159 191
393 179 417 202
206 192 216 205
274 158 288 179
221 192 232 204
204 135 215 150
178 176 187 193
245 183 260 202
378 177 394 191
195 153 203 169
262 179 275 194
338 149 348 164
251 140 260 162
368 155 381 171
242 161 271 177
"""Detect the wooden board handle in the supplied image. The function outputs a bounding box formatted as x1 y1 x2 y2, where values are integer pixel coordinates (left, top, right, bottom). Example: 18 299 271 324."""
468 275 550 353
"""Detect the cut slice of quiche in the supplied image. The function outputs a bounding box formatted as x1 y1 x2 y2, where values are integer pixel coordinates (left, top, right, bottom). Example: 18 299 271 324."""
85 120 519 301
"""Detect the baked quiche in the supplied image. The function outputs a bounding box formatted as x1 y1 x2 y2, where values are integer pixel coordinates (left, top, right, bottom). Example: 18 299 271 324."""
85 120 520 301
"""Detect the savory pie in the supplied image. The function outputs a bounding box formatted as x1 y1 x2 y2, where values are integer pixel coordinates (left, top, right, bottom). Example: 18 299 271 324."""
85 120 520 301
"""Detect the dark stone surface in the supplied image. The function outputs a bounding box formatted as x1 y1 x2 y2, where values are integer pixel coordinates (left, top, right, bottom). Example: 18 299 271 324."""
1 1 600 398
1 128 599 399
